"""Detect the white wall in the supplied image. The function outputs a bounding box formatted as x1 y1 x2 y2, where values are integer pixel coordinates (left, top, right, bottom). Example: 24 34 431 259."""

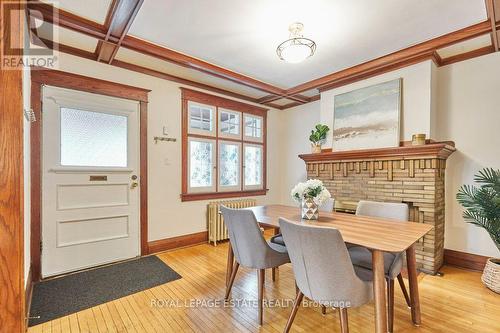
45 52 284 242
320 61 434 148
279 101 321 205
436 52 500 257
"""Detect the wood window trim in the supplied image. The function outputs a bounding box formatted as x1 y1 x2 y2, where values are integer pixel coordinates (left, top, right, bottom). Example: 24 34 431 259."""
181 88 268 202
30 68 150 282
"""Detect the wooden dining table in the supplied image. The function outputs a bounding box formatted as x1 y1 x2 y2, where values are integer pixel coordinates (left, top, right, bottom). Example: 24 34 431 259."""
224 204 433 333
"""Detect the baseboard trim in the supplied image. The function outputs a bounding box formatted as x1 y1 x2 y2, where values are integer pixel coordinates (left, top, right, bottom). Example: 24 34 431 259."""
148 231 208 254
25 265 34 328
444 249 490 271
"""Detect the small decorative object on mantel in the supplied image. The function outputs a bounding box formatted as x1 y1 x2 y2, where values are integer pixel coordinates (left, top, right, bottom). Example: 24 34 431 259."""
457 168 500 294
309 124 330 153
412 133 426 145
291 179 331 220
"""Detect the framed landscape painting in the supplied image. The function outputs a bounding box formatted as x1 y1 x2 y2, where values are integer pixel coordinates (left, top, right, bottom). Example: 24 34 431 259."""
333 78 401 151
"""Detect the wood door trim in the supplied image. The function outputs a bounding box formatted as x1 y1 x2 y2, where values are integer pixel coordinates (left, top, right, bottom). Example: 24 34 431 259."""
0 1 25 331
30 68 149 282
31 67 150 102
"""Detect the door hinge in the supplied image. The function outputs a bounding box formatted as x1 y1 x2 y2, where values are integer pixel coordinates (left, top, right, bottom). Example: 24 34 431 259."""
40 240 43 253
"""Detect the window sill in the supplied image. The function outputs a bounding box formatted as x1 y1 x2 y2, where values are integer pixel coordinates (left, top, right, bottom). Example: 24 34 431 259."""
181 189 268 202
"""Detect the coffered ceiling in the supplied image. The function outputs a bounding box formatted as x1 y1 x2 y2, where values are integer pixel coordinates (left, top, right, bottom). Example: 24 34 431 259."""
128 0 486 88
31 0 499 109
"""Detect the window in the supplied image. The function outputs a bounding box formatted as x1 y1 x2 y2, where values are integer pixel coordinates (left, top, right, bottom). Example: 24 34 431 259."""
60 107 128 167
188 101 215 136
244 114 263 142
218 109 241 139
181 88 267 201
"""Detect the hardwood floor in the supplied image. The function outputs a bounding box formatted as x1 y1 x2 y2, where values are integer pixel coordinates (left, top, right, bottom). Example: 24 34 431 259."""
28 239 500 333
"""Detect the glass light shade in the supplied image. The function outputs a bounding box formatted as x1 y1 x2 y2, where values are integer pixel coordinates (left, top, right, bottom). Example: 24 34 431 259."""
280 43 312 63
277 38 316 64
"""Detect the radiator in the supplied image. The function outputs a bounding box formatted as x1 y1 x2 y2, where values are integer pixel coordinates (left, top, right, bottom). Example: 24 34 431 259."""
207 199 257 245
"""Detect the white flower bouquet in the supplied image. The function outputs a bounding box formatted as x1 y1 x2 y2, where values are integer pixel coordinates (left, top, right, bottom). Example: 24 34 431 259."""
291 179 331 206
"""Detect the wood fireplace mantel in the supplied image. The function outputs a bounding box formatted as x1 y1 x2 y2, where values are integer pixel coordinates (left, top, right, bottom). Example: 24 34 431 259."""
299 141 456 162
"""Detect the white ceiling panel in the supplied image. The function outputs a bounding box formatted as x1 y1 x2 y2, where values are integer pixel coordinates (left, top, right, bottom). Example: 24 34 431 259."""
128 0 487 88
437 34 492 58
272 98 298 106
41 0 112 24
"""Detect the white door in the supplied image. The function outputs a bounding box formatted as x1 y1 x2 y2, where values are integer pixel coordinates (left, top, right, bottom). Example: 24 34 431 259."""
41 86 141 277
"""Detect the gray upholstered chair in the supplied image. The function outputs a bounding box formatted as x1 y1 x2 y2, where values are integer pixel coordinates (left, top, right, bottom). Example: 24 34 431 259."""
270 197 335 246
279 218 373 333
348 200 412 333
220 206 290 325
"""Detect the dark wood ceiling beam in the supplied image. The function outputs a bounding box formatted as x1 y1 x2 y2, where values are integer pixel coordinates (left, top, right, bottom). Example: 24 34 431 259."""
96 0 144 63
286 20 491 95
257 93 311 104
440 45 495 66
119 36 285 95
486 0 499 51
33 37 284 110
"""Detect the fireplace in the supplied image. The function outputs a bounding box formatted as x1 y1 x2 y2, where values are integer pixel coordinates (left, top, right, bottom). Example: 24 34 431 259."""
299 141 455 274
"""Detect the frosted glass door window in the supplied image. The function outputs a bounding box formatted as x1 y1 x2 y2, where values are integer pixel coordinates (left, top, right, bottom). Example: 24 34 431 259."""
244 115 263 142
189 138 216 192
188 102 215 136
60 108 128 167
244 144 263 189
219 142 240 191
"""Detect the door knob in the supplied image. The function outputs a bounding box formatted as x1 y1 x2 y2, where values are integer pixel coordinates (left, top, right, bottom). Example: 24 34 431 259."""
131 182 139 189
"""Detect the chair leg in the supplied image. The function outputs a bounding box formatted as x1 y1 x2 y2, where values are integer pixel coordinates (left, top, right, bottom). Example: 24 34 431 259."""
321 305 327 315
284 291 303 333
258 269 265 325
338 307 349 333
272 267 277 281
224 262 240 300
387 278 395 333
397 273 411 308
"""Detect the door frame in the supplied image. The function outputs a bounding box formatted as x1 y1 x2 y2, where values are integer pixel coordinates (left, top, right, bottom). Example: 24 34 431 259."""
31 68 151 282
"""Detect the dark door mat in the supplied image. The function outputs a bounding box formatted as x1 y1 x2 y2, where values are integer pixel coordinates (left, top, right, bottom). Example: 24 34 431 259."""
29 255 181 326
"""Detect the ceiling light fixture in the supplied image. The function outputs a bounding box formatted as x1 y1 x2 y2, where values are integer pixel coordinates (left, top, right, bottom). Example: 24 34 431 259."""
276 22 316 64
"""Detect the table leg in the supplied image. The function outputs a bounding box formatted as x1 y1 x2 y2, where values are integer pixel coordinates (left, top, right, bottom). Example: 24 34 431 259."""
406 244 421 326
372 250 387 333
272 227 280 281
226 241 234 287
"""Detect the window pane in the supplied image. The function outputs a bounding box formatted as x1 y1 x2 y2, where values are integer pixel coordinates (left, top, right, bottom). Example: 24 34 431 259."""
60 108 127 167
244 115 262 138
220 111 240 135
190 140 213 187
244 145 262 186
220 143 239 187
189 105 213 131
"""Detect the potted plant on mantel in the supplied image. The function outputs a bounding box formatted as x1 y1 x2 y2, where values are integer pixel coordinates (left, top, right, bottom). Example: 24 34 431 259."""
309 124 330 153
457 168 500 294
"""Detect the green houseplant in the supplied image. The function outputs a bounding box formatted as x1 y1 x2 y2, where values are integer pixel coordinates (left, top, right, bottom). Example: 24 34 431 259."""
309 124 330 153
457 167 500 293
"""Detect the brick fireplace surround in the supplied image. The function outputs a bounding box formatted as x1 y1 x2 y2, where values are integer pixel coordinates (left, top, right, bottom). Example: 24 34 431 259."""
299 141 456 274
